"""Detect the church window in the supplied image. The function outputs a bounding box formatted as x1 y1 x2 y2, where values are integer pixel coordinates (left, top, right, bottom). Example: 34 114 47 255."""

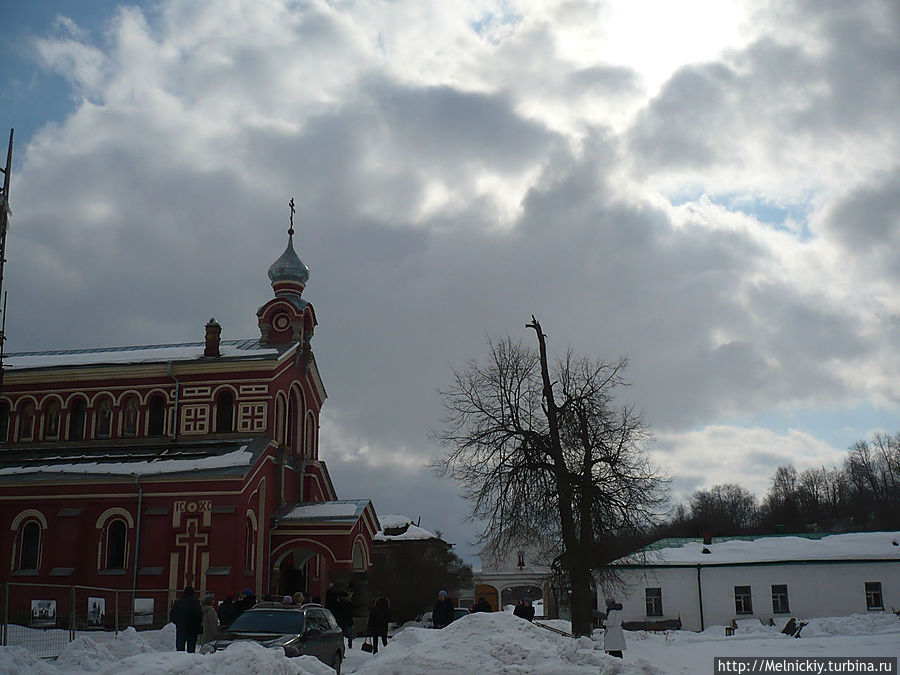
304 412 316 459
96 399 112 439
287 393 298 452
43 400 61 440
122 396 139 438
0 401 9 442
216 390 234 433
18 401 35 441
19 521 41 571
147 395 165 436
245 516 256 571
105 519 128 570
68 398 86 441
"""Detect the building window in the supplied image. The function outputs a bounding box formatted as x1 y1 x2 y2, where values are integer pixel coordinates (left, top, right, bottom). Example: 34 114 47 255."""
734 586 753 615
216 390 234 433
19 521 41 571
147 395 166 436
771 584 789 614
244 517 256 571
865 582 883 611
0 401 9 443
43 400 61 440
96 399 112 439
645 587 663 617
18 401 35 441
105 519 128 569
122 396 139 437
68 398 86 441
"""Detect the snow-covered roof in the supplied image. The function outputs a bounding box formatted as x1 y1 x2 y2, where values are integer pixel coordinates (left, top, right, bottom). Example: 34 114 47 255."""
4 339 287 371
617 532 900 566
278 499 371 523
374 514 440 542
0 436 271 482
0 446 252 477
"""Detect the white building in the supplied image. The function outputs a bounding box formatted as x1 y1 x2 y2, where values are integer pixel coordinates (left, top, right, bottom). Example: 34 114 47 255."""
474 546 554 614
601 532 900 632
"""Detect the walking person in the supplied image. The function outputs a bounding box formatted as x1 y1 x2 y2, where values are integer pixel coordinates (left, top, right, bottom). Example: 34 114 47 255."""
366 596 391 655
170 585 203 653
334 592 354 649
200 593 219 646
603 598 626 658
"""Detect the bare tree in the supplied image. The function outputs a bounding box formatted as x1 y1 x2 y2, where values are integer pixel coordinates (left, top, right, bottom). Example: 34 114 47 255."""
690 484 758 534
433 318 668 636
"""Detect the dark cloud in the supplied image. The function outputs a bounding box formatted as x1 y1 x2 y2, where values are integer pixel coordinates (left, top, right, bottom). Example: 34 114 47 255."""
4 1 899 562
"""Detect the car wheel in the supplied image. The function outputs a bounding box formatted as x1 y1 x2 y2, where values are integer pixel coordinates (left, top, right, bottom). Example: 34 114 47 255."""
332 651 342 674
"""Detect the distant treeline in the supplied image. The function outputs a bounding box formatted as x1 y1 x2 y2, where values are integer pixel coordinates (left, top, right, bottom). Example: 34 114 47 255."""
659 431 900 538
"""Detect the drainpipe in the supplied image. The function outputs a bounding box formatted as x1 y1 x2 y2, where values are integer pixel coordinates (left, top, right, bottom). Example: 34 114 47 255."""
167 361 180 442
696 564 704 632
130 474 143 627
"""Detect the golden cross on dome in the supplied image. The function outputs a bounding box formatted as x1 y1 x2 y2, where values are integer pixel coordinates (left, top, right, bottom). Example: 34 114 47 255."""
288 197 296 236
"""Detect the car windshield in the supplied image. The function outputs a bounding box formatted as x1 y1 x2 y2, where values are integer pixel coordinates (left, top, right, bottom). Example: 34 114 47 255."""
229 610 304 634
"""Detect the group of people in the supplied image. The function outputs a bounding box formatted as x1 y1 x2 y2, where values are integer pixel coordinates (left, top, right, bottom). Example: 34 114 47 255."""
328 591 392 655
168 585 222 653
170 586 270 653
512 598 535 621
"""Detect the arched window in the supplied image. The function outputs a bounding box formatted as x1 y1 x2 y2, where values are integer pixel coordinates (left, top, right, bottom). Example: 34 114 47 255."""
19 521 41 571
43 400 61 440
216 390 234 433
68 398 86 441
287 392 298 452
147 395 166 436
105 519 127 569
121 396 138 438
18 401 35 441
0 401 9 443
96 399 112 439
245 515 256 571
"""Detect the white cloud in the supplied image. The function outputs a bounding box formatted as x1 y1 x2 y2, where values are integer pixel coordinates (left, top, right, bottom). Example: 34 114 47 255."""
6 1 900 557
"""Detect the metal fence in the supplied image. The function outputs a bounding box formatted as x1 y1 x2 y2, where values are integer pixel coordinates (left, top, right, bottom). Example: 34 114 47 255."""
1 582 175 658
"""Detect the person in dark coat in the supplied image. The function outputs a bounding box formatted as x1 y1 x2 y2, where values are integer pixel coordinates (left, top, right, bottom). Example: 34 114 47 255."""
170 585 203 653
432 590 454 629
366 597 391 654
233 589 256 619
333 592 354 649
513 599 528 620
217 595 236 627
472 597 492 613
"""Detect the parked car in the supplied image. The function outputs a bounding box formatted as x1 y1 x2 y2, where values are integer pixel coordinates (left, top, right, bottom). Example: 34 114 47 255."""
200 602 344 673
416 607 470 628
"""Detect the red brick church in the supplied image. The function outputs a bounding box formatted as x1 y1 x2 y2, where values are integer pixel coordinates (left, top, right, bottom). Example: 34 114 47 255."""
0 218 378 626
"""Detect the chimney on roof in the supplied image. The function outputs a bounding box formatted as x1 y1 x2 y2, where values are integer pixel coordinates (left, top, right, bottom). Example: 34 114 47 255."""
204 318 221 357
702 530 712 546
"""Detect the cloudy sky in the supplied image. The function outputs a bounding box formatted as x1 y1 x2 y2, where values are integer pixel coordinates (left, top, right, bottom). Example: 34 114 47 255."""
3 0 899 564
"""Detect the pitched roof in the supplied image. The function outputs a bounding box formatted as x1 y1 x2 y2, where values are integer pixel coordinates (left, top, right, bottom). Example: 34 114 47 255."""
614 531 900 566
0 435 273 482
4 339 292 372
275 499 373 523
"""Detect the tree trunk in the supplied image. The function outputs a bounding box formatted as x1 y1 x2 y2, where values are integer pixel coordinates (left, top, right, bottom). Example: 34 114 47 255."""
527 317 593 637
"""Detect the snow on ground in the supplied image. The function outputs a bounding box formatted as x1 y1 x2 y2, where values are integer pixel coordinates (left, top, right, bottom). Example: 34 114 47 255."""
1 611 898 675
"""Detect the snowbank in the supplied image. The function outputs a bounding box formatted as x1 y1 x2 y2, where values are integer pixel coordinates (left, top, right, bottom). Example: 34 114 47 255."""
351 612 657 674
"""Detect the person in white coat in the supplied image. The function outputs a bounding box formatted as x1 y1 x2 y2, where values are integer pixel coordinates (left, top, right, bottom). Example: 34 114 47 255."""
603 598 626 658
